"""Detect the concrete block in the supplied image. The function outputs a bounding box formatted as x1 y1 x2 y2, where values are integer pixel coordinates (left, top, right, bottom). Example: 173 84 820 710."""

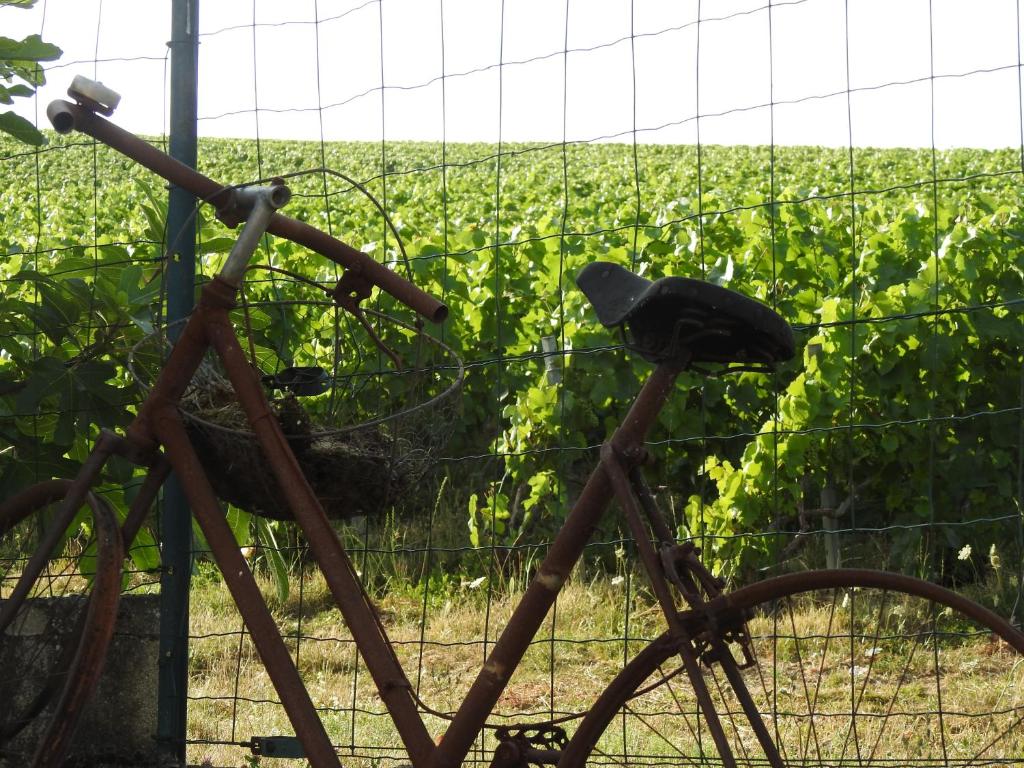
0 594 161 767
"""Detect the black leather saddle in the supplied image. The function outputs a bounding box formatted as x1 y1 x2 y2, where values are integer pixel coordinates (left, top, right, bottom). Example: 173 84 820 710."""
577 261 795 366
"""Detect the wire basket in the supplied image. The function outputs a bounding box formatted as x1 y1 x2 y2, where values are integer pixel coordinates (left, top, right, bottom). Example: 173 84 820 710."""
129 297 463 521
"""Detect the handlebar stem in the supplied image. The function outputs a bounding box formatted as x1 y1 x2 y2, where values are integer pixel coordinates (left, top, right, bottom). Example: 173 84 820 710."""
220 185 291 287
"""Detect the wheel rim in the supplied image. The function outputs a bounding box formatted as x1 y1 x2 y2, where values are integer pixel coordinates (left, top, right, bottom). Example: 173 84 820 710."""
0 484 123 767
562 570 1024 768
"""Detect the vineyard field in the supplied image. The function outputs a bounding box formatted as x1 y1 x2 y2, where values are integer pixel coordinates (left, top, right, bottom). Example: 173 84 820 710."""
1 132 1022 580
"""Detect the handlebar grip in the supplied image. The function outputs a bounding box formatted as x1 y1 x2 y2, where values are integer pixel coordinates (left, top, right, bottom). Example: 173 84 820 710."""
46 99 448 324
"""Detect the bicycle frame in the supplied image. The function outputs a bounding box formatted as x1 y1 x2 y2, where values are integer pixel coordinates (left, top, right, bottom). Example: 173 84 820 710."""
24 95 785 768
15 316 713 768
46 332 769 768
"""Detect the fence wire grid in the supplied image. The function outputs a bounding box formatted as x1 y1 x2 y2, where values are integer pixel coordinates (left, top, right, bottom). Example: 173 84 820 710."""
1 0 1023 766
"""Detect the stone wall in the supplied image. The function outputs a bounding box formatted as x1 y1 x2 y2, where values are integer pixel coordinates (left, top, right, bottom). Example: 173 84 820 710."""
1 594 161 767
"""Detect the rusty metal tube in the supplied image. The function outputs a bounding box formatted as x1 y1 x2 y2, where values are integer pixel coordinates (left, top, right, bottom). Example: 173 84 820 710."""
154 408 343 768
432 463 615 768
46 99 447 324
601 446 740 768
125 301 213 449
0 440 113 634
30 489 124 768
202 289 436 766
120 459 172 551
0 477 75 519
433 362 685 768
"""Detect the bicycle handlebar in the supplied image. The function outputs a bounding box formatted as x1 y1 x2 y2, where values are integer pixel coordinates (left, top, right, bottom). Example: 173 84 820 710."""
46 99 448 324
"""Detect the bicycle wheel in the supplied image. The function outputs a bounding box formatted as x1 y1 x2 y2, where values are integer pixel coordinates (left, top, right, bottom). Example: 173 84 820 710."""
0 479 124 768
562 569 1024 768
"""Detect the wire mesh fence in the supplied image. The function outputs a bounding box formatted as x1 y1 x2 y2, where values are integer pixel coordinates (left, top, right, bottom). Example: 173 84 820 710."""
1 0 1023 766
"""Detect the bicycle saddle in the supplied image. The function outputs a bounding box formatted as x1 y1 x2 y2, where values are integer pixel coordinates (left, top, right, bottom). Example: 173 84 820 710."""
577 261 795 366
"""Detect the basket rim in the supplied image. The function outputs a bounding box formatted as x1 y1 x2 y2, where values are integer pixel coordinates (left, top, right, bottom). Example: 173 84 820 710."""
127 303 465 439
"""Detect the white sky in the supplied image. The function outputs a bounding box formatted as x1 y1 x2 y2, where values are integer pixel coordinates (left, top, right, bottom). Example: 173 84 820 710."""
4 0 1024 148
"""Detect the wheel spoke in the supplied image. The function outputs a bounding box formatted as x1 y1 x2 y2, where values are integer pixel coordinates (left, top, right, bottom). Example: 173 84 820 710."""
786 596 824 765
838 588 890 763
750 630 790 766
865 615 923 763
709 665 752 765
0 489 122 766
931 611 951 766
563 573 1024 768
965 709 1024 767
621 702 704 767
655 663 705 756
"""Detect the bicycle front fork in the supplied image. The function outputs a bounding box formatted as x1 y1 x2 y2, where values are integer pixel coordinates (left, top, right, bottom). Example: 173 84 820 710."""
600 404 784 768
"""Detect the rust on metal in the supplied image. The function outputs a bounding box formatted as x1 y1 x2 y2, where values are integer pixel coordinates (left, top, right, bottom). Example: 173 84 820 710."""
204 303 436 767
120 459 172 551
608 360 683 454
154 407 343 768
0 443 113 635
534 570 564 591
0 478 75 518
736 569 1024 653
29 94 790 768
39 97 457 767
102 427 161 467
432 362 687 768
600 437 740 768
600 367 784 768
30 491 124 768
431 459 614 768
46 100 448 324
126 304 212 451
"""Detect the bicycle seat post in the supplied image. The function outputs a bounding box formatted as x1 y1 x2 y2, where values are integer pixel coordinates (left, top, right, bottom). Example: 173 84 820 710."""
609 358 687 459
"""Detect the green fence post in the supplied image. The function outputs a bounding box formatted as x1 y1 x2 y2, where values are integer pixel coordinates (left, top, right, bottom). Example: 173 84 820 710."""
157 0 199 763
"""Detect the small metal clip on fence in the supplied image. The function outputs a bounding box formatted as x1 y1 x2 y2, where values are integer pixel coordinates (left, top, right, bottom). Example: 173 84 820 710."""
247 735 307 759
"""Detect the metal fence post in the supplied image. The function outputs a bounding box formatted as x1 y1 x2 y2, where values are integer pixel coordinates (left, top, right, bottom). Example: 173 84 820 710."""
821 484 841 570
157 0 199 763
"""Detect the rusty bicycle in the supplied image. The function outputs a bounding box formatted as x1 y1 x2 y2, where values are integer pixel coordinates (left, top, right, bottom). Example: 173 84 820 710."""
2 77 1023 768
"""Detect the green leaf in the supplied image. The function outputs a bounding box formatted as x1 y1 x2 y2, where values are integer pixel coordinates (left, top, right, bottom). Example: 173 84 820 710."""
127 526 161 573
645 239 673 256
254 517 290 603
0 84 32 104
467 493 480 548
0 110 44 145
225 505 252 546
53 408 74 446
15 356 67 413
197 237 240 255
0 34 61 62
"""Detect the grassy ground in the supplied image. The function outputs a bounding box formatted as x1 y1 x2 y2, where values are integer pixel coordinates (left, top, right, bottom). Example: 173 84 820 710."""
184 562 1024 768
186 565 653 767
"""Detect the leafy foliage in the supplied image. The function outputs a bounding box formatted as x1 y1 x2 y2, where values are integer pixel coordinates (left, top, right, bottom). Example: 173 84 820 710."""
0 0 61 145
0 129 1021 580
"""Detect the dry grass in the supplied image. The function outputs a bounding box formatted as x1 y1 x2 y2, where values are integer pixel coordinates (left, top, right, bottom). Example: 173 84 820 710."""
588 594 1024 767
184 565 1024 768
186 567 654 766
